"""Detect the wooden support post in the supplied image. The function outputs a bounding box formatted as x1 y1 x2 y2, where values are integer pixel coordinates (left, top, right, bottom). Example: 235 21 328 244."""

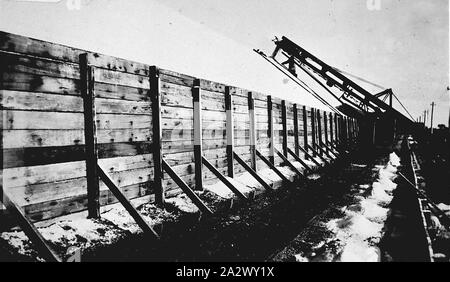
293 104 300 156
346 118 350 144
297 145 321 167
233 152 273 191
315 142 335 161
317 110 322 156
339 115 343 146
352 119 356 141
311 108 317 157
202 157 248 201
322 142 339 159
1 192 61 262
193 79 203 191
347 118 350 144
248 92 257 170
307 144 329 165
275 148 304 178
329 112 334 145
338 115 342 145
281 100 288 157
348 118 352 141
256 149 290 183
150 66 164 207
80 53 100 219
346 117 349 144
345 117 353 143
302 106 308 159
225 86 234 177
98 165 160 239
162 159 213 215
268 96 275 164
287 148 313 173
324 111 329 153
334 114 338 145
328 140 349 155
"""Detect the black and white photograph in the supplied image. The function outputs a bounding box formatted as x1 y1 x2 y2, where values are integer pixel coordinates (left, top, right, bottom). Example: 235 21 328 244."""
0 0 449 269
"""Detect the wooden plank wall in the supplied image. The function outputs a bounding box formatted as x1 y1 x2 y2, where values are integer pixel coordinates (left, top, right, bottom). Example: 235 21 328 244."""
1 31 356 222
1 32 154 221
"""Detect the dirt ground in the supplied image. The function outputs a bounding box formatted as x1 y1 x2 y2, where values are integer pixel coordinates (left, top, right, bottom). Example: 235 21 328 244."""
1 147 396 262
74 149 389 262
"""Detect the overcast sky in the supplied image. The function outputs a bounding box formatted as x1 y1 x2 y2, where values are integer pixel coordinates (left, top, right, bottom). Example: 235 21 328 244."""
157 0 449 125
0 0 448 125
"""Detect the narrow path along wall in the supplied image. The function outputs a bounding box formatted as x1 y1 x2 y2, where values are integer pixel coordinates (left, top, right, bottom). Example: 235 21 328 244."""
0 31 355 223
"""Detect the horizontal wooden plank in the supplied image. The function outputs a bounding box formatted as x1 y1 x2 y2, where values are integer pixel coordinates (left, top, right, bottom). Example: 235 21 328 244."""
0 32 151 76
3 141 152 168
1 90 151 114
86 52 149 76
0 51 79 79
3 128 151 148
6 166 153 207
161 106 225 121
160 69 195 87
162 128 262 141
199 79 227 94
0 31 84 63
163 146 251 167
94 68 149 89
2 72 79 95
24 181 153 222
1 89 83 112
3 154 153 189
2 110 151 130
94 81 149 101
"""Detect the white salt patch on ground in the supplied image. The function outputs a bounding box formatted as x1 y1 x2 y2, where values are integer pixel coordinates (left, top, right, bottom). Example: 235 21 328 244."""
359 199 389 223
384 163 398 174
303 159 319 168
314 157 325 165
1 202 181 260
165 194 199 214
376 176 397 192
204 177 254 199
437 203 450 217
0 231 35 257
329 213 384 240
351 164 367 168
294 254 309 262
307 174 321 180
139 204 179 225
389 152 401 167
358 184 371 190
102 206 141 233
257 168 283 182
437 203 450 212
277 166 297 179
291 161 307 172
1 216 124 260
339 238 380 262
370 183 393 205
234 172 272 191
320 155 401 262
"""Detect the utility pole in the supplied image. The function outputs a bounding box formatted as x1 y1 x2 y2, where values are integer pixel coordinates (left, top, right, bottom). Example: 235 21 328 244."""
423 110 427 127
430 102 435 134
447 86 450 131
